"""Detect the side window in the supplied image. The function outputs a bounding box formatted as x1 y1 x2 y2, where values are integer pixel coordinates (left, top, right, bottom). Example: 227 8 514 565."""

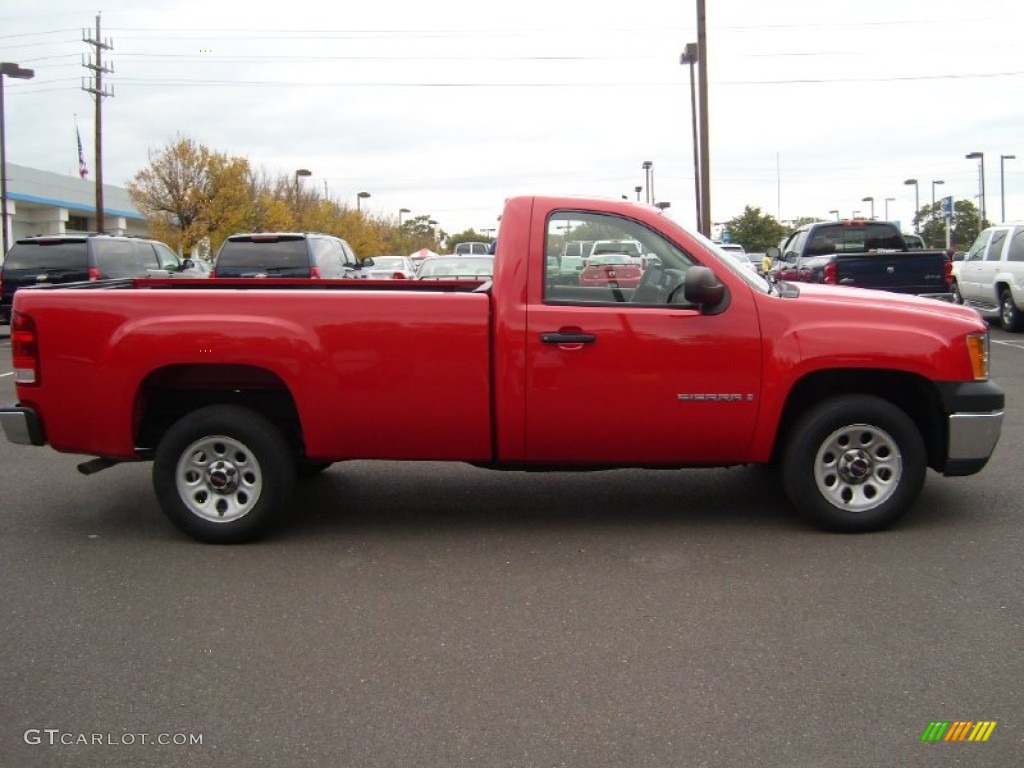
965 231 990 262
134 242 160 271
152 242 181 270
784 231 806 260
93 239 143 278
310 238 337 276
543 211 695 306
985 229 1007 261
339 239 357 267
1007 229 1024 262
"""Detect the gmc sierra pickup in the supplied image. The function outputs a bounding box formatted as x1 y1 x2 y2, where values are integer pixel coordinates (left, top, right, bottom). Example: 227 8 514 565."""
1 197 1004 543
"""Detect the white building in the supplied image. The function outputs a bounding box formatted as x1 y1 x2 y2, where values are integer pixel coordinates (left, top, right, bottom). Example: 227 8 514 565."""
2 163 147 241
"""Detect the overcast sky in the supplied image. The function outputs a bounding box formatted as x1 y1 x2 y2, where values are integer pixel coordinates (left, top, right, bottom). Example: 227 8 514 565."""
2 0 1021 236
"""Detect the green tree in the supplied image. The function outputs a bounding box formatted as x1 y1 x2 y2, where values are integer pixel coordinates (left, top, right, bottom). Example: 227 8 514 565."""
723 206 789 252
916 199 982 250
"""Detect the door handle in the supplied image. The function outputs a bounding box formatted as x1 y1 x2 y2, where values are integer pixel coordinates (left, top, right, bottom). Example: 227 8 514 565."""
540 332 597 344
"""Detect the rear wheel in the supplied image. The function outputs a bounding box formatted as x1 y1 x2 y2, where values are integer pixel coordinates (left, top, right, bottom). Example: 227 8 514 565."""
951 280 963 305
782 395 926 532
153 405 295 543
999 288 1022 332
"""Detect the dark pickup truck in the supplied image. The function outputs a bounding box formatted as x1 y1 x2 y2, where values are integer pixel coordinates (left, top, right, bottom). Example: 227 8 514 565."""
769 220 952 297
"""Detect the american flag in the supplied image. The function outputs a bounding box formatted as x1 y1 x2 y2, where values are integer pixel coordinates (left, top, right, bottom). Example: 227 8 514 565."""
77 125 89 179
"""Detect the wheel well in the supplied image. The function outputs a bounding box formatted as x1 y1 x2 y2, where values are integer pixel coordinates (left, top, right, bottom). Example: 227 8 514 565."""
134 364 306 457
773 369 947 470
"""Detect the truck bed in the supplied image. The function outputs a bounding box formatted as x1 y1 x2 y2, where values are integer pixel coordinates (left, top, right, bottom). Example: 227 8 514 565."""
16 279 495 461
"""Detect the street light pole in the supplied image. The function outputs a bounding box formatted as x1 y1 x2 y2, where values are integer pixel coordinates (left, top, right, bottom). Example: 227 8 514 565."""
966 152 985 227
1000 154 1015 222
861 196 875 219
356 191 371 212
680 43 700 230
293 168 311 225
1 62 35 258
884 197 895 220
399 207 410 226
641 161 652 204
904 179 920 232
930 180 944 213
829 209 840 221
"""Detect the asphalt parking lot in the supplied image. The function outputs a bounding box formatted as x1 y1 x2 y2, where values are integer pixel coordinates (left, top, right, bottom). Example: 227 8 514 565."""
0 325 1021 767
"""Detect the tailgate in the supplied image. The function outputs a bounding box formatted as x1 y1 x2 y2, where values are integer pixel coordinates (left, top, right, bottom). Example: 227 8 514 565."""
834 251 949 293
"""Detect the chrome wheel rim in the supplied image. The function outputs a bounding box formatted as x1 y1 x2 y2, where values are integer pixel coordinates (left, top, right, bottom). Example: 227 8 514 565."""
175 435 263 523
813 423 902 511
1001 296 1014 326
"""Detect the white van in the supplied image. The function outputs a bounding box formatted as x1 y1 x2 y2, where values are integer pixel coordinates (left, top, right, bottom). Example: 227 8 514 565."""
954 224 1024 331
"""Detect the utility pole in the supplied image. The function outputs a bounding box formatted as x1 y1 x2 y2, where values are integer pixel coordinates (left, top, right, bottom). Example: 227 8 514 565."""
696 0 711 236
82 14 113 233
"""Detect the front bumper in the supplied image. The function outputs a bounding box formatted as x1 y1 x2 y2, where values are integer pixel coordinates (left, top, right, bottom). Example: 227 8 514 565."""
0 406 45 446
936 381 1004 476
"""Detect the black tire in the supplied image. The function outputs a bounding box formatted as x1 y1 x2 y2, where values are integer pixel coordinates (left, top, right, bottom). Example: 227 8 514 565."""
153 405 296 543
296 460 333 479
781 395 926 533
999 289 1022 332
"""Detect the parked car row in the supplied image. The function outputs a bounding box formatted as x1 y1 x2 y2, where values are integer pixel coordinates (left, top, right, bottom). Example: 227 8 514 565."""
0 233 203 324
0 231 504 322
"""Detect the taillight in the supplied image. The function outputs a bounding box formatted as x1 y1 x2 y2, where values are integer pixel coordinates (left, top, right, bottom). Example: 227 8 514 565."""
87 266 101 281
944 258 953 286
392 272 407 279
823 262 838 284
310 266 322 279
11 311 40 385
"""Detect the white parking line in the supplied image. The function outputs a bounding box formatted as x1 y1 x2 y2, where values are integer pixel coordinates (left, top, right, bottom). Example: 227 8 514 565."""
0 372 13 378
993 339 1024 349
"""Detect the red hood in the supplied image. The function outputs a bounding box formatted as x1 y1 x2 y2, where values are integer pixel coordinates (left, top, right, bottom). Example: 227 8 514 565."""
783 283 983 325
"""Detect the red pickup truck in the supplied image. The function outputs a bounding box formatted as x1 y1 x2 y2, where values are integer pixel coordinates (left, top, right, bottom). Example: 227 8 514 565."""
1 197 1004 543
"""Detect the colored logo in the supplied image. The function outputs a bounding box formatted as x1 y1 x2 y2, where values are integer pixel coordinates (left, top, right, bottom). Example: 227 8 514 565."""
921 721 997 742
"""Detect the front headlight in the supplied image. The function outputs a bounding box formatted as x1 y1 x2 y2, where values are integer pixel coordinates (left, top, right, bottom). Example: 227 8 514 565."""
966 332 990 380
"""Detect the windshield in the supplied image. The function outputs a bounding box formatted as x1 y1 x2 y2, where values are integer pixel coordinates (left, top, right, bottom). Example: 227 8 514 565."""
690 231 770 293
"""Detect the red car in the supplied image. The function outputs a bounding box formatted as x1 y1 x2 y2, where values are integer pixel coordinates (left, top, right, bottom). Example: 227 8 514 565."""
578 254 643 288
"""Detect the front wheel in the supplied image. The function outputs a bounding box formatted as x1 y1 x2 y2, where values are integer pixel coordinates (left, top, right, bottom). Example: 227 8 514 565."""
153 405 296 543
782 395 926 533
999 289 1022 332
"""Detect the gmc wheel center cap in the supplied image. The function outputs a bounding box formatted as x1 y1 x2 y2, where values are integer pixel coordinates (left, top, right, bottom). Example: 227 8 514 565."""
206 461 238 492
839 450 872 482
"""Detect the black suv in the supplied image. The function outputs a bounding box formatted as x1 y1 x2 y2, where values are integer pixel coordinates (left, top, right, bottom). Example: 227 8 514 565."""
211 233 369 278
1 234 197 324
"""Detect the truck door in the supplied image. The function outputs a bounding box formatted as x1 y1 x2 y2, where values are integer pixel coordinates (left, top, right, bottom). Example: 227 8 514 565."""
523 211 763 465
958 229 992 304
